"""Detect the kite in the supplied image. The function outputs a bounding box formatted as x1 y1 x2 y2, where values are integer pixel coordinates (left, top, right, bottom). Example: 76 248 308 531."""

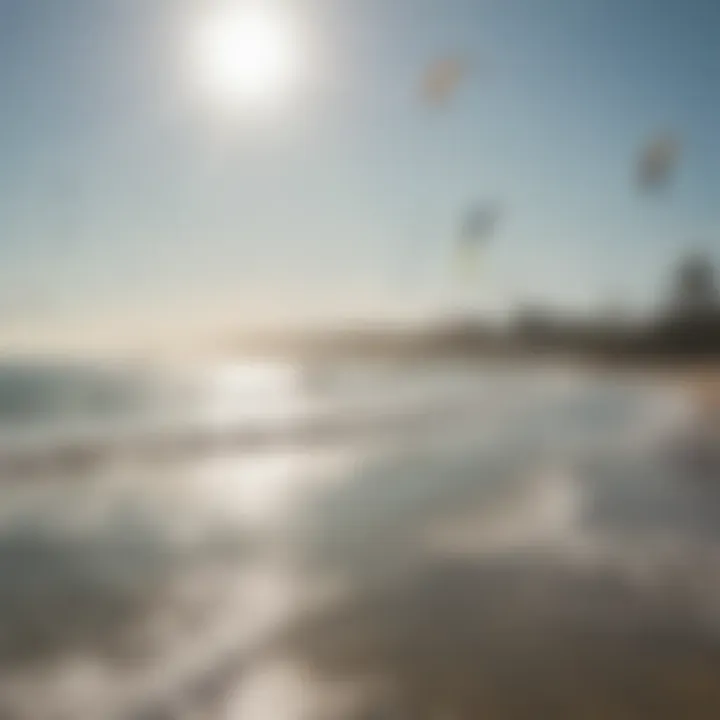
420 56 468 108
454 203 501 280
636 131 681 193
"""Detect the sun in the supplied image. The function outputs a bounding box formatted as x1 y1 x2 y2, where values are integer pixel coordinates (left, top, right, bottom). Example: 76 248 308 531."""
194 5 299 108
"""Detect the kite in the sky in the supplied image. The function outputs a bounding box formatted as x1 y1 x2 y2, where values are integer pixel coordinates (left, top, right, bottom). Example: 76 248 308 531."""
636 132 681 193
454 202 501 280
420 56 468 108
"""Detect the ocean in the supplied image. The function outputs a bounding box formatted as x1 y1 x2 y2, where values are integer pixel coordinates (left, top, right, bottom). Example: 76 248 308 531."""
0 358 718 719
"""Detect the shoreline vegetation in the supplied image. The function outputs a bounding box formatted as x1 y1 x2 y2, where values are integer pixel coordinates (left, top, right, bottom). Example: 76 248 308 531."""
232 254 720 376
233 314 720 368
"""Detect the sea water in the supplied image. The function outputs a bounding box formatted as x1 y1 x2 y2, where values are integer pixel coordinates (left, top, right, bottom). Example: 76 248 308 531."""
0 358 717 718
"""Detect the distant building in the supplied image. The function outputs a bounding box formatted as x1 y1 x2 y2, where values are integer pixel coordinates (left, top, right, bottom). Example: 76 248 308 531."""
644 253 720 357
669 253 718 320
510 255 720 360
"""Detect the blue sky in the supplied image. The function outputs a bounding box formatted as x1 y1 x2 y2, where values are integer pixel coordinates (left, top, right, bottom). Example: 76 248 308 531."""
0 0 719 331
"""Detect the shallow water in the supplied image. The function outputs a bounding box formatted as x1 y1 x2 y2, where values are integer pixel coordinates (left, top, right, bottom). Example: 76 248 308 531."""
0 359 717 718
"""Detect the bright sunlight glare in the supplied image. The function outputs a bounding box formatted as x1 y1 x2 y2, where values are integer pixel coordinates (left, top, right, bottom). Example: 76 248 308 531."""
193 4 300 108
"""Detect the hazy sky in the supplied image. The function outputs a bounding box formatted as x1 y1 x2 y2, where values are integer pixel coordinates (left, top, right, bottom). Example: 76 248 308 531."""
1 0 719 331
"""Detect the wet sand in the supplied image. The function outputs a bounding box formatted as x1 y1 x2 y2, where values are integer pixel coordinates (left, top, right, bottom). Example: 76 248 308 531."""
276 553 720 719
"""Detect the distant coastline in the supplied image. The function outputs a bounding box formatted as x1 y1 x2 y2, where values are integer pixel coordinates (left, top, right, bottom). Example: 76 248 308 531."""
234 253 720 368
